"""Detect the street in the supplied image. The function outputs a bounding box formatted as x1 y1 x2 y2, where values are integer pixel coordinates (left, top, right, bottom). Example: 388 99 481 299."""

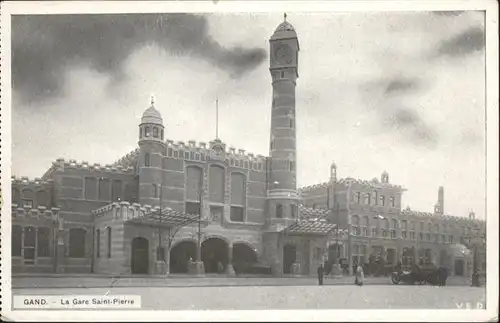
13 284 486 310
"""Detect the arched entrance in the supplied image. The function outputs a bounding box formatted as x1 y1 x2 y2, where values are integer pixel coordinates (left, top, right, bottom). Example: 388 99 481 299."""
170 240 196 273
402 248 414 266
283 244 296 274
232 243 258 274
131 237 149 274
455 259 465 276
201 237 229 273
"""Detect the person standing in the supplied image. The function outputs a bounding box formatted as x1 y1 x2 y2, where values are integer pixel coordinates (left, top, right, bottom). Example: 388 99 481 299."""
317 264 325 286
355 264 365 286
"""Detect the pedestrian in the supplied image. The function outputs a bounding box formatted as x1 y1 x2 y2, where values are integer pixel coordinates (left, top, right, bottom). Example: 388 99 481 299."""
317 263 324 286
355 264 364 286
442 267 448 286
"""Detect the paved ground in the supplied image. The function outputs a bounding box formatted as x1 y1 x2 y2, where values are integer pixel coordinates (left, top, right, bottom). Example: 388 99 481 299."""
12 284 486 310
11 275 473 289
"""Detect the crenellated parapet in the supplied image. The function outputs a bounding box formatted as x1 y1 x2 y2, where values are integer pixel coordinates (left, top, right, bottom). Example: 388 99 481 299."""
165 138 268 171
298 182 328 194
11 203 60 220
400 208 486 225
47 158 136 175
11 176 54 187
337 177 405 190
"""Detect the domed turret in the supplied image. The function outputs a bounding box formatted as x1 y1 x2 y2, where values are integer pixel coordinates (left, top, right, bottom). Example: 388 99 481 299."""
381 170 389 184
139 96 165 143
270 13 297 41
141 97 163 125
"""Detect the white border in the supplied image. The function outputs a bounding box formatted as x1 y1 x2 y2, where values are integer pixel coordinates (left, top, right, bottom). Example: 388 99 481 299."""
1 1 498 321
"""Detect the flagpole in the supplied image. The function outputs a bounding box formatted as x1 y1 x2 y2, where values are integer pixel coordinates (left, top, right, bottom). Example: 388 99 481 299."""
216 96 219 139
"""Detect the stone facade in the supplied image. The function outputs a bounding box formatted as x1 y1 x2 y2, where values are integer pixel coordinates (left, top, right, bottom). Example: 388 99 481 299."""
10 17 485 278
299 171 487 277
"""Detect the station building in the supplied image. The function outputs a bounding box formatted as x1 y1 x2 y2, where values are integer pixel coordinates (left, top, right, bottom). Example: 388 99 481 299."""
10 17 485 278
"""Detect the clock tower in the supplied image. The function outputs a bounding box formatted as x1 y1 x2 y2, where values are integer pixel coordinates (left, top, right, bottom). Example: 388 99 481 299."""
267 14 300 225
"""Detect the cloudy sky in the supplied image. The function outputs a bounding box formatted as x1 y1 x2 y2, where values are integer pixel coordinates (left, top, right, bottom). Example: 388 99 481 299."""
11 11 486 218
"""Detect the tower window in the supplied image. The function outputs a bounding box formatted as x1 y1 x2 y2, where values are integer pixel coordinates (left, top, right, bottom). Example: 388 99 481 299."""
153 127 159 138
291 204 298 218
276 204 283 218
139 127 142 138
145 153 151 167
280 71 285 78
145 126 151 137
160 129 164 140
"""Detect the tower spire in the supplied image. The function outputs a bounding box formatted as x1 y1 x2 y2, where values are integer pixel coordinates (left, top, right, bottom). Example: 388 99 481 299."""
215 96 219 140
150 95 155 108
284 13 287 21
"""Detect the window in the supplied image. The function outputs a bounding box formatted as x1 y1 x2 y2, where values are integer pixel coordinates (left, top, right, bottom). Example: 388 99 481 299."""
37 227 50 257
362 227 369 237
185 201 201 215
410 231 415 240
157 246 165 261
230 206 244 222
160 129 164 140
139 127 142 138
390 196 395 207
352 216 360 236
107 227 112 258
69 228 86 258
441 234 446 243
371 227 378 237
167 148 173 157
289 161 295 172
380 195 385 206
145 153 151 167
12 225 22 256
173 150 179 158
184 152 189 159
291 204 298 218
190 152 195 160
364 193 371 205
390 229 397 239
111 180 122 201
402 231 407 239
98 178 111 201
355 192 361 203
36 190 49 207
209 165 225 203
96 229 100 258
152 184 159 198
145 126 151 137
373 191 378 205
419 232 423 241
12 188 21 205
24 226 36 263
280 71 285 78
276 204 284 218
153 127 159 138
244 161 249 168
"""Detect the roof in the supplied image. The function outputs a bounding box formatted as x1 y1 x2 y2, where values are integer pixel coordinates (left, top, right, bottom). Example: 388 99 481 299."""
279 206 335 235
142 106 163 125
299 206 330 221
270 19 298 41
125 207 200 227
283 220 336 235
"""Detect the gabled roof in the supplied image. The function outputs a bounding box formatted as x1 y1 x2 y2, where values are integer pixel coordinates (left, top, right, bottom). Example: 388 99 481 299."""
126 207 200 227
299 206 330 221
283 220 336 235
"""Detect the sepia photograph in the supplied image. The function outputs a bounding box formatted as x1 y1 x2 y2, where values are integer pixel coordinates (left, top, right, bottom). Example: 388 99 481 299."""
0 1 498 321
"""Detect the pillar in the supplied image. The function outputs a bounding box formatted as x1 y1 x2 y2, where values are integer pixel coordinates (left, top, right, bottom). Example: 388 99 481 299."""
56 234 65 274
165 245 171 275
226 242 235 276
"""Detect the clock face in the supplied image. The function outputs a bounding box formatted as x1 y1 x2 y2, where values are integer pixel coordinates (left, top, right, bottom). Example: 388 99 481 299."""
274 44 293 64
